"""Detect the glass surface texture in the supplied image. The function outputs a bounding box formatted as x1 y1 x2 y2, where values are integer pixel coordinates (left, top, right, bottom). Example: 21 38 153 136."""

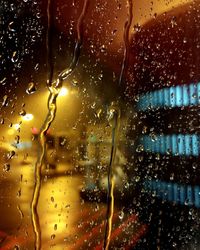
0 0 200 249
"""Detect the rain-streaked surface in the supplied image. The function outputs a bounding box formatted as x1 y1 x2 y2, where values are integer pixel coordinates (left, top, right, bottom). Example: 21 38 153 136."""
0 150 145 249
1 0 200 250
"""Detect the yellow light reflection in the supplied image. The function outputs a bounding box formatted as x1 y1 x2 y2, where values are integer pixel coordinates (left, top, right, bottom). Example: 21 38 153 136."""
22 113 34 121
59 87 69 97
38 176 82 248
13 123 21 130
7 129 14 135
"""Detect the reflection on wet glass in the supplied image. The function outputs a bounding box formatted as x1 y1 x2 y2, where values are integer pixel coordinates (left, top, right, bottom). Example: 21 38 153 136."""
119 0 133 86
103 104 120 250
2 0 200 249
31 0 89 249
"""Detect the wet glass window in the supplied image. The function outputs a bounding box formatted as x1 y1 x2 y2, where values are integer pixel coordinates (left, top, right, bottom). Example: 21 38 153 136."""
1 0 200 249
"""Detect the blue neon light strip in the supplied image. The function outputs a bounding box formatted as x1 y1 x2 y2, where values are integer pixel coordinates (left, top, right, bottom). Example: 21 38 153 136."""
143 180 200 208
140 134 199 156
137 82 200 111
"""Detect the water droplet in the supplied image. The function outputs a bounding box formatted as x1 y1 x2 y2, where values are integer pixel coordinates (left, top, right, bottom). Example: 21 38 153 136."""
119 210 124 220
100 45 106 53
36 12 41 19
7 150 15 160
138 155 143 162
8 21 15 32
155 153 160 160
170 173 174 181
10 4 15 11
192 163 197 170
26 82 37 95
0 77 6 85
166 148 171 155
91 102 96 109
15 135 20 144
142 126 147 134
183 37 187 43
94 204 99 212
133 23 141 32
135 176 140 182
98 73 103 80
19 109 26 116
96 109 103 119
170 16 177 28
150 132 157 142
72 79 78 86
134 95 140 102
17 189 21 197
107 106 120 127
51 234 56 240
153 13 157 19
136 144 144 153
2 95 8 107
112 29 117 35
34 64 39 71
11 51 19 63
3 163 10 172
60 138 67 146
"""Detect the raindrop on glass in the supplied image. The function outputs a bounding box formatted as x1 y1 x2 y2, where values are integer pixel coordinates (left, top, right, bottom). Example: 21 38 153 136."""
26 82 37 95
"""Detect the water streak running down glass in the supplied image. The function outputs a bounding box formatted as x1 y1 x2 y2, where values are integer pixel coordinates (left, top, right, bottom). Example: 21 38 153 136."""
103 104 120 250
118 0 133 87
103 0 133 247
31 1 89 249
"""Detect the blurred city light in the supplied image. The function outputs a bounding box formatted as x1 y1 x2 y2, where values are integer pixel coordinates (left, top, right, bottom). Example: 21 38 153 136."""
59 87 69 97
22 113 34 121
13 124 21 130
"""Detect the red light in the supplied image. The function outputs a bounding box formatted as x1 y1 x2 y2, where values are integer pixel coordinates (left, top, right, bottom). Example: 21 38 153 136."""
31 127 38 135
